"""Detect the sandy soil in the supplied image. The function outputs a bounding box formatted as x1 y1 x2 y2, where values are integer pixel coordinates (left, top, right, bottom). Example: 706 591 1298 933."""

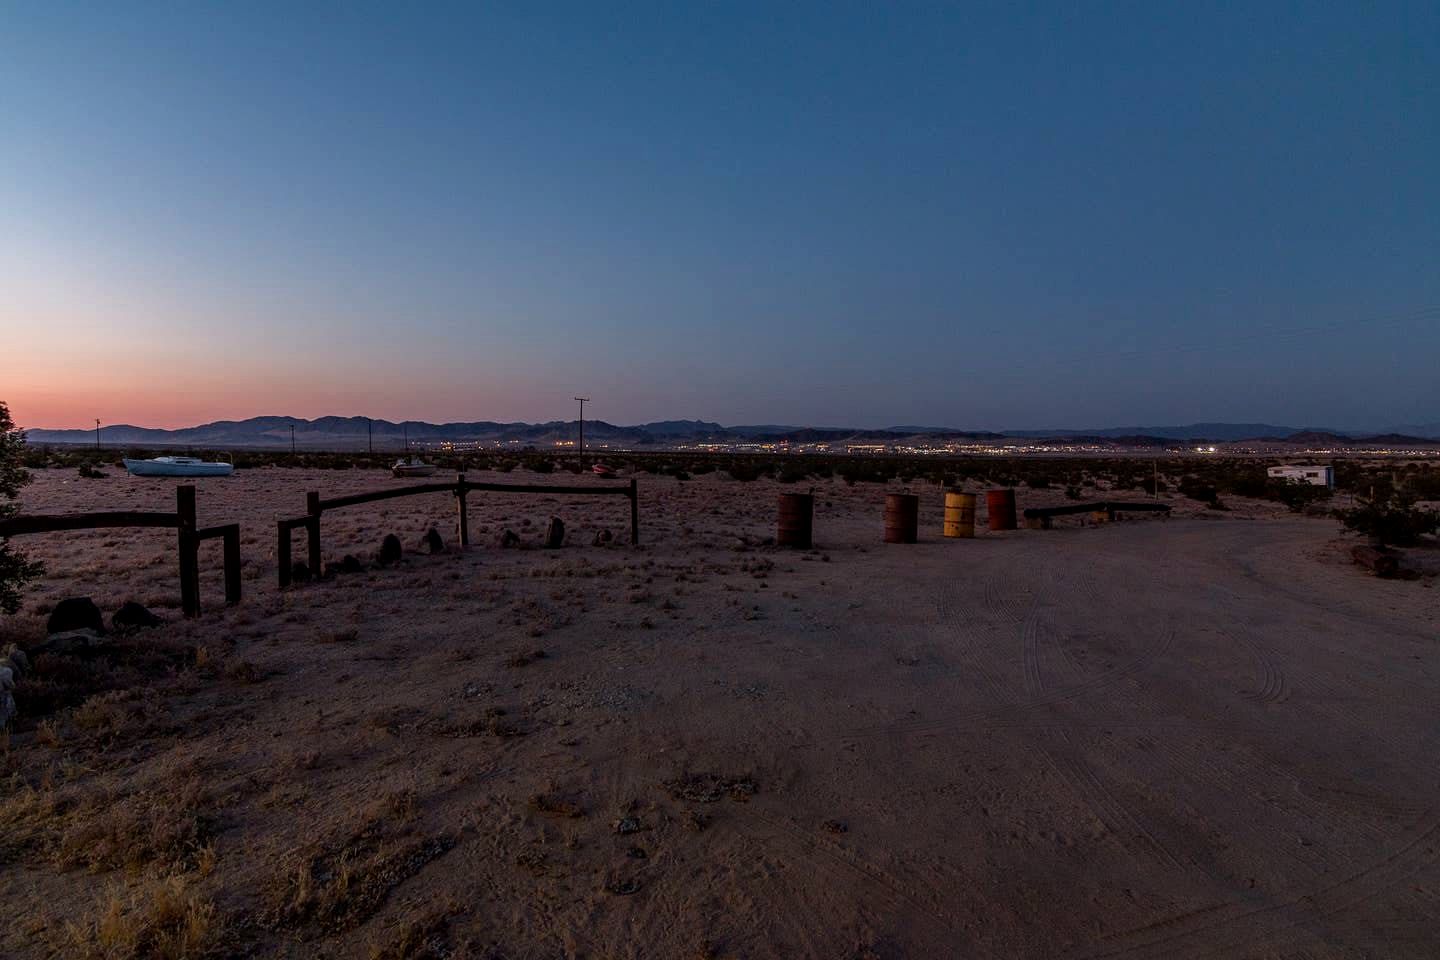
2 467 1437 958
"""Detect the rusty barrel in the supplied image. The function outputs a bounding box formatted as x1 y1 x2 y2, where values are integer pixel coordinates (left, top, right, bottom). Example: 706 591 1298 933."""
986 488 1017 532
943 490 976 538
883 493 919 544
777 493 813 548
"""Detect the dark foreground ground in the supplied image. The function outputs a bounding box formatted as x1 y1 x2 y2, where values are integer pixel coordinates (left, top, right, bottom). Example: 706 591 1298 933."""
2 470 1437 958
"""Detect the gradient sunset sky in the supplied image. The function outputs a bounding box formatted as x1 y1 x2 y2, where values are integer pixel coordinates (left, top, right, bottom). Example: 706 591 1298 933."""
3 2 1437 431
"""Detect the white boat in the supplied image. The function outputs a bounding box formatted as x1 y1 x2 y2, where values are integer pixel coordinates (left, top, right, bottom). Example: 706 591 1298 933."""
124 456 234 478
392 457 437 478
592 462 617 477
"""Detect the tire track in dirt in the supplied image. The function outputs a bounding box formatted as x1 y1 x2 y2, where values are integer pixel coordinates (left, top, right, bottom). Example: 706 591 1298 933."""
742 808 961 953
828 629 1177 745
1068 809 1440 959
1036 728 1186 872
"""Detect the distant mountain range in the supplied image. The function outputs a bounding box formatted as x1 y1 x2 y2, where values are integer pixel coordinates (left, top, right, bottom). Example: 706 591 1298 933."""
20 415 1440 449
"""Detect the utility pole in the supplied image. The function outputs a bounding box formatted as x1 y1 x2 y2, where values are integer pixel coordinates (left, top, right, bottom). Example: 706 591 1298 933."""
1152 458 1158 498
290 424 296 455
95 418 101 450
367 417 373 454
574 397 589 466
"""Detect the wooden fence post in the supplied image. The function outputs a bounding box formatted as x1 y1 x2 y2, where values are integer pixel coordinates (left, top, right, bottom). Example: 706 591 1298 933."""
629 478 639 545
222 524 242 604
306 491 322 576
177 485 200 617
456 473 470 547
277 520 292 588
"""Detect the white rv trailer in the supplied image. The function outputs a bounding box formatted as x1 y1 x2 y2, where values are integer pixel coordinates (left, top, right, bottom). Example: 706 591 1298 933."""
1267 464 1334 487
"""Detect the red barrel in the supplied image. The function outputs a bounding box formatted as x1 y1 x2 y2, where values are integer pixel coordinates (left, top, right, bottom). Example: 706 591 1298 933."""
883 493 919 543
777 493 813 548
986 488 1017 531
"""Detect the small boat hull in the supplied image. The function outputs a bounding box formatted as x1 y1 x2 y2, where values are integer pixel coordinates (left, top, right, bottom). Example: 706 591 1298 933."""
392 464 438 478
591 463 616 477
124 458 234 478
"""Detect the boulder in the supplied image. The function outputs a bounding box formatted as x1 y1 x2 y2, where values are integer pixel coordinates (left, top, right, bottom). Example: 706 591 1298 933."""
0 664 13 691
1 645 30 678
0 690 14 729
378 534 403 567
422 527 445 555
499 529 521 548
47 597 105 636
593 528 614 546
544 517 565 549
42 628 105 655
112 601 161 632
341 554 364 574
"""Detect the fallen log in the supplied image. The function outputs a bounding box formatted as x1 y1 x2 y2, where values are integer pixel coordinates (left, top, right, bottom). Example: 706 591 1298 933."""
1351 545 1399 578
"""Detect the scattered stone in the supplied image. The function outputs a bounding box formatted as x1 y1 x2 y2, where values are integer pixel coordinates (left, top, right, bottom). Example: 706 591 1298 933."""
289 561 312 583
626 846 647 859
604 876 642 896
47 597 104 636
505 649 546 668
0 664 13 691
593 528 614 546
41 628 106 655
422 527 446 555
612 816 643 835
682 810 710 832
112 601 161 632
340 554 364 574
664 773 758 804
822 819 848 834
378 534 403 567
544 517 565 549
0 690 14 728
499 529 521 548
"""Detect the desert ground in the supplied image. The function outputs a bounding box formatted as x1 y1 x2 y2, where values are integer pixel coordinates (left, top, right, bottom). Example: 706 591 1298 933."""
2 465 1438 958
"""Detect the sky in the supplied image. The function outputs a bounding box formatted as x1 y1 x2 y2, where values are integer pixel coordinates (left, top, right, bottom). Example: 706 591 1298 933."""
2 2 1437 431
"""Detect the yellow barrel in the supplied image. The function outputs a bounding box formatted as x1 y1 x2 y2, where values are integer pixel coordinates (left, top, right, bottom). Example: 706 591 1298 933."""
943 491 976 538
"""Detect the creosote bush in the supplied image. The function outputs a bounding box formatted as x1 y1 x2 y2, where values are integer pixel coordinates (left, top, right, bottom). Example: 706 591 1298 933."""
1 400 44 615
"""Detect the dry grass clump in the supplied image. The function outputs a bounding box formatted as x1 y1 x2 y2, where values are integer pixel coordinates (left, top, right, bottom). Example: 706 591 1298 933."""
55 775 218 873
263 792 453 933
65 874 222 960
365 898 460 960
14 631 195 722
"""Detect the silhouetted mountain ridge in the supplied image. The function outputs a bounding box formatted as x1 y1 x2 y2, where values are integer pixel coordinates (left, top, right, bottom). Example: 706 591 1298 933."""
19 415 1440 448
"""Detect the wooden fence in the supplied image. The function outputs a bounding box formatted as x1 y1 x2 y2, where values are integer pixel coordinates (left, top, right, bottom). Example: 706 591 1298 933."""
1022 500 1171 529
0 485 242 617
277 473 639 587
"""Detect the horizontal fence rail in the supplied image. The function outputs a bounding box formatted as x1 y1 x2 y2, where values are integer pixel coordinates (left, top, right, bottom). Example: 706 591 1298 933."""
1023 500 1171 528
278 473 639 587
0 485 242 616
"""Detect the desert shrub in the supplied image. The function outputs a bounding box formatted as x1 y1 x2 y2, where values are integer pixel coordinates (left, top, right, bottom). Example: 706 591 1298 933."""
1334 495 1439 546
528 459 554 474
726 462 763 482
1265 480 1332 513
1178 476 1219 505
690 462 716 476
776 464 810 484
1405 467 1440 501
494 460 516 473
1140 476 1167 496
1024 475 1050 489
1 401 43 615
1064 485 1083 500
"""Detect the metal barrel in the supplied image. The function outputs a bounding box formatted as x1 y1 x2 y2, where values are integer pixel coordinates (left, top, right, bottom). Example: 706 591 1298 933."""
777 493 813 548
943 490 976 538
986 488 1017 532
883 493 919 544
